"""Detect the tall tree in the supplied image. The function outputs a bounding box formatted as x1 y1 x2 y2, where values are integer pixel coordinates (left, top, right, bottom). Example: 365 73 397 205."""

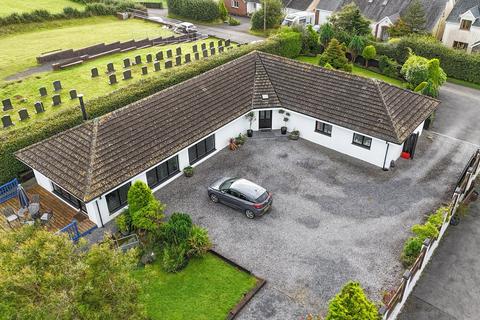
318 38 352 72
318 22 334 48
0 226 145 320
362 45 376 67
218 0 228 21
403 0 427 33
401 51 446 97
301 24 320 55
128 181 165 233
329 3 371 37
389 18 412 37
348 35 366 62
326 281 378 320
250 0 284 30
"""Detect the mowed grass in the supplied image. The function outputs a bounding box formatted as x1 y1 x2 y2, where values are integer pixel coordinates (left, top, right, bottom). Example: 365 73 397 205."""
295 55 407 88
132 253 258 320
0 16 175 80
0 0 83 17
0 37 226 129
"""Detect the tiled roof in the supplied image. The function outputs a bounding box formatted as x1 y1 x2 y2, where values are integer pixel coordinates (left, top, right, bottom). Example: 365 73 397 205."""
283 0 314 10
447 0 480 27
16 51 440 202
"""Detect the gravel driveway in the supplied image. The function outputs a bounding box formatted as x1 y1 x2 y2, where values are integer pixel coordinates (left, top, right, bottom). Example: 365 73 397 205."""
154 131 475 318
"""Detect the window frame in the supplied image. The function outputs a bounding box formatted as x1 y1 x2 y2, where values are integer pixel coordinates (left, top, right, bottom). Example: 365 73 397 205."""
231 0 239 8
188 135 216 165
52 183 87 212
453 40 469 50
352 133 372 150
460 19 472 30
315 121 332 137
146 155 180 189
105 182 131 215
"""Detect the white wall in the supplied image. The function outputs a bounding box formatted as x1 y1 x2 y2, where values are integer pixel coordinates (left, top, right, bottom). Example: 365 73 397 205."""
442 21 480 53
33 169 53 192
315 9 332 25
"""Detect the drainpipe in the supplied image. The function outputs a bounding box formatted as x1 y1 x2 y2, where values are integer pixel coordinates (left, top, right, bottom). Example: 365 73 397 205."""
382 142 390 171
95 200 104 228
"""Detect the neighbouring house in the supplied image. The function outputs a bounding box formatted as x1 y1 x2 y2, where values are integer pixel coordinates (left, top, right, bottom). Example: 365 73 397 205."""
442 0 480 53
224 0 316 17
314 0 455 40
15 51 439 228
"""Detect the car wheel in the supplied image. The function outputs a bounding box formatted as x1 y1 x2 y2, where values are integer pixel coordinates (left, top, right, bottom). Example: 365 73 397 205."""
210 193 219 203
245 209 255 219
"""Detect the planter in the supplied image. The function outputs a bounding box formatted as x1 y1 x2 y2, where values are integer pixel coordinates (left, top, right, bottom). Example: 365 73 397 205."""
247 129 253 137
281 126 287 135
288 132 299 140
183 166 194 177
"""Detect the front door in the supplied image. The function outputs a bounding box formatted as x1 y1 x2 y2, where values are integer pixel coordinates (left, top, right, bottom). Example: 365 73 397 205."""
258 110 272 130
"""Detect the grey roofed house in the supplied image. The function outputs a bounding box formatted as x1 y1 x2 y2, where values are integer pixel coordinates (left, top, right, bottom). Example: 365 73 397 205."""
283 0 315 11
446 0 480 27
15 51 439 203
316 0 451 31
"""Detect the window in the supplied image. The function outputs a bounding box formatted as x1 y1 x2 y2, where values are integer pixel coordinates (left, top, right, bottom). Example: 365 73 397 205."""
188 135 215 164
453 40 469 50
315 121 332 136
231 0 239 7
106 182 131 214
460 19 472 30
52 183 87 212
146 155 180 188
352 133 372 149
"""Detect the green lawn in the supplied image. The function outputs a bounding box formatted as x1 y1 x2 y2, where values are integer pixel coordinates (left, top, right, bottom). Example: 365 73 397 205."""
0 0 83 17
0 37 223 129
0 16 174 80
295 55 407 88
132 253 258 320
447 77 480 91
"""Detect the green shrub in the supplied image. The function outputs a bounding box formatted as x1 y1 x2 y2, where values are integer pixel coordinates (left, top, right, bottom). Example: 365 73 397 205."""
218 0 228 21
116 208 133 234
361 45 376 67
162 212 193 246
427 206 448 228
162 243 188 272
401 52 446 97
251 0 284 30
401 237 423 267
187 225 212 257
318 38 352 72
167 0 220 21
412 222 439 241
372 35 480 84
267 28 302 58
127 181 165 233
326 281 378 320
227 15 240 26
378 55 400 78
301 25 320 55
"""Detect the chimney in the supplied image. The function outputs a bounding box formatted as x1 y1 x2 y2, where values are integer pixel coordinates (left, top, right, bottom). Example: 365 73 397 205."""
78 94 88 121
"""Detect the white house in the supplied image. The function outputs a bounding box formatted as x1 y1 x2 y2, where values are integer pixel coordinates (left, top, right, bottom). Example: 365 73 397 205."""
442 0 480 53
314 0 455 40
15 51 440 228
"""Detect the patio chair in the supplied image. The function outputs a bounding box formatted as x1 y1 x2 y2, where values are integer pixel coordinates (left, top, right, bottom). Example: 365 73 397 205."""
3 207 19 228
28 203 40 218
31 194 40 205
40 209 53 226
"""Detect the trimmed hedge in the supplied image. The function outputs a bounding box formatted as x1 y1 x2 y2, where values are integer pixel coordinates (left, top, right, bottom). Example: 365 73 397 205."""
0 38 291 184
167 0 219 21
372 35 480 84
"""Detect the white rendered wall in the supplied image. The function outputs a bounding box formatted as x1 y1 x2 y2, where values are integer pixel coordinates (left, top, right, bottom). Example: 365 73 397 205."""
442 22 480 53
315 9 332 25
33 169 53 192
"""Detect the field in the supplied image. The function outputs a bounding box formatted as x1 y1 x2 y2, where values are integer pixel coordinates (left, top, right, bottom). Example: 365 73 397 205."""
133 253 258 319
0 37 223 129
0 16 175 80
0 0 83 17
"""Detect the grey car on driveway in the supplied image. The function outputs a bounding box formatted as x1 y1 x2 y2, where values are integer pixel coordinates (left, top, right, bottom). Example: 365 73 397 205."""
207 177 273 218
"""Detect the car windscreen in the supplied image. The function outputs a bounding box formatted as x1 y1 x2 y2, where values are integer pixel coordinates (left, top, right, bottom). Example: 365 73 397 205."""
255 191 269 203
220 178 237 191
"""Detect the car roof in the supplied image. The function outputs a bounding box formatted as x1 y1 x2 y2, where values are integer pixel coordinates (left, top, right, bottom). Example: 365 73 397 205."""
179 22 194 27
231 178 266 199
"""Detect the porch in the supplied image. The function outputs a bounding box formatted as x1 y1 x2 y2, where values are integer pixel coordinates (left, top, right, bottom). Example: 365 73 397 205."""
0 183 96 234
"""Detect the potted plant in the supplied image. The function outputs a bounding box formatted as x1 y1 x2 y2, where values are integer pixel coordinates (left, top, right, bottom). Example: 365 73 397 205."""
279 110 290 135
245 112 256 137
229 138 238 151
183 166 194 177
289 129 300 140
115 208 132 236
235 133 246 146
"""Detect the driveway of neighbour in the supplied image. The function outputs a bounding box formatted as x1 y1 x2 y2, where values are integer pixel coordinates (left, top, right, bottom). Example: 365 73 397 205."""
154 130 475 318
147 9 265 44
398 197 480 320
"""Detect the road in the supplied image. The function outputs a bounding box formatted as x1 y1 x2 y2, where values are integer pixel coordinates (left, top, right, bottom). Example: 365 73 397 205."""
147 9 265 44
398 83 480 320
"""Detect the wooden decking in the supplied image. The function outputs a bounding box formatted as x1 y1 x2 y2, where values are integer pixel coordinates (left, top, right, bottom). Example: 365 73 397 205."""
0 184 96 234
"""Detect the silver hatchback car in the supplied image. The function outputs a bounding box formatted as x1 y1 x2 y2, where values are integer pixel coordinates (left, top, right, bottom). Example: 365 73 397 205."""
208 177 273 218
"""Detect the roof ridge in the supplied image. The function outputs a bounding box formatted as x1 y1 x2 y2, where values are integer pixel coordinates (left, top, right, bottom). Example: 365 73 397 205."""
83 118 100 201
251 52 282 108
373 79 402 142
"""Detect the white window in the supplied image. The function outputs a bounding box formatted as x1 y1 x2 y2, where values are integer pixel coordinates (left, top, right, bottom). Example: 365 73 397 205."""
352 133 372 149
460 19 472 30
453 40 469 50
231 0 239 8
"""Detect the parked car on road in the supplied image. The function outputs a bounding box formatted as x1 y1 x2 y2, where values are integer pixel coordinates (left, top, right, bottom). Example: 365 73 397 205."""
173 22 198 34
208 177 272 218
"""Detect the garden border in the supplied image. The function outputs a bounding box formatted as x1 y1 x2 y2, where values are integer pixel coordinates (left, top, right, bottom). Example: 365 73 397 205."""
209 249 266 320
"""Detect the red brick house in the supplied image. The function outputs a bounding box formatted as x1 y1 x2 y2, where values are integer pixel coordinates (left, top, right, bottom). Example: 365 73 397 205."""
224 0 261 17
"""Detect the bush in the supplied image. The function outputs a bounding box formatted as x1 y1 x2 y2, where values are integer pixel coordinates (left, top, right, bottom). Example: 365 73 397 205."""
301 25 320 55
378 55 400 78
218 0 228 21
227 15 240 26
401 52 446 97
0 39 287 185
251 0 284 30
167 0 220 21
318 38 352 72
401 237 423 267
116 208 133 234
427 206 448 228
162 212 193 246
326 281 378 320
361 45 376 67
162 243 188 272
412 221 439 241
127 181 165 233
372 35 480 84
187 225 212 257
267 28 302 58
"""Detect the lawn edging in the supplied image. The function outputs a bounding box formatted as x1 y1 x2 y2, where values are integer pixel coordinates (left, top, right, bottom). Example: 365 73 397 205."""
209 249 266 319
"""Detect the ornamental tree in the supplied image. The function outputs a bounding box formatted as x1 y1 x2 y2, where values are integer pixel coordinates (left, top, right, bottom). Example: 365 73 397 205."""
403 0 427 33
218 0 228 21
0 226 145 320
318 23 334 48
128 181 165 232
301 24 320 55
326 281 378 320
251 0 284 30
361 45 376 67
329 3 371 37
401 51 446 97
318 38 352 72
348 35 366 62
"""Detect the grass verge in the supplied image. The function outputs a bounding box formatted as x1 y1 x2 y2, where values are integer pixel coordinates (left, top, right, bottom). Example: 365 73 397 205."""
0 0 83 17
447 77 480 91
132 253 258 320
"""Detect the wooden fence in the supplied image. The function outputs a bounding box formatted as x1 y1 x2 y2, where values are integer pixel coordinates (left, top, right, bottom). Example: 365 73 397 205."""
379 149 480 320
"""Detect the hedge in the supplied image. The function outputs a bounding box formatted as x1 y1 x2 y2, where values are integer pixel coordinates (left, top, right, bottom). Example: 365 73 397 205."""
372 35 480 84
167 0 219 21
0 0 144 26
0 37 299 184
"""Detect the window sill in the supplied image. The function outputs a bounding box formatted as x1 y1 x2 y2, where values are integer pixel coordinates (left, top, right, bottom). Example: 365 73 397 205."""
189 148 216 165
147 170 180 189
352 142 371 150
315 130 331 137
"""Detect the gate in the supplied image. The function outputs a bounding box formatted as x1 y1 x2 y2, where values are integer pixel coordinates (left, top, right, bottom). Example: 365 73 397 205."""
0 178 18 204
59 220 81 242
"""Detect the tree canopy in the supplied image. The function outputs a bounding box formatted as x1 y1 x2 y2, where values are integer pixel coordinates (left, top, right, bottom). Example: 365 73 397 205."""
251 0 284 30
128 181 165 233
0 226 145 320
348 35 366 62
326 281 378 320
403 0 427 33
401 51 446 97
318 38 352 72
329 3 371 37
